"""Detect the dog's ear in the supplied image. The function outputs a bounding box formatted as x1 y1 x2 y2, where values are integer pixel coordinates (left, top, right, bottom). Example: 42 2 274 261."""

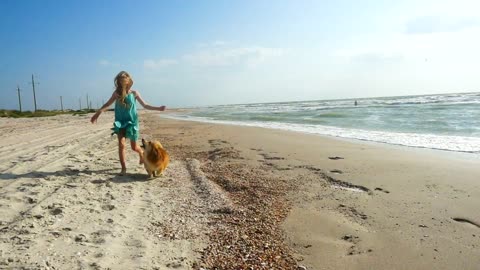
141 138 146 148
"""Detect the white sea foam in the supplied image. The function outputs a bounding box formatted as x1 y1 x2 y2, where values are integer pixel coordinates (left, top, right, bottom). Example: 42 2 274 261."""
165 92 480 154
163 114 480 153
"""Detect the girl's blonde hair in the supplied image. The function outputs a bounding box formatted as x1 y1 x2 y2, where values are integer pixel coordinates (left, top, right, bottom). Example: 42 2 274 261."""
114 71 134 107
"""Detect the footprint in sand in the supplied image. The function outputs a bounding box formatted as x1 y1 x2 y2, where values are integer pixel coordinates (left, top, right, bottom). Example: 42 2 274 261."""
342 234 360 244
50 231 62 238
91 230 111 244
342 235 373 255
166 257 187 268
50 208 63 215
101 204 115 211
17 186 28 192
329 156 344 160
75 234 88 243
25 197 37 204
47 203 64 215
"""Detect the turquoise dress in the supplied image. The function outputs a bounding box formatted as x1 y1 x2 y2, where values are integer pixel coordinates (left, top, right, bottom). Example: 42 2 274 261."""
112 92 139 141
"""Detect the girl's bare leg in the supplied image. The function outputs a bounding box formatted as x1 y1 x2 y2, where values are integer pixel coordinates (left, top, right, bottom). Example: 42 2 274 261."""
131 140 144 164
117 130 127 175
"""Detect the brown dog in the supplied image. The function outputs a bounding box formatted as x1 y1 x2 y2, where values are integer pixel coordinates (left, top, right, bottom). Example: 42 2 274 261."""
141 138 170 178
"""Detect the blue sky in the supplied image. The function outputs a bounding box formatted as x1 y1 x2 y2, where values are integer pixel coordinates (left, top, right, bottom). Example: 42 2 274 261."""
1 0 480 110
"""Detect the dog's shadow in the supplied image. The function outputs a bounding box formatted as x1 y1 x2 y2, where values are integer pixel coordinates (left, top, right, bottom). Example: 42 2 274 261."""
0 168 150 184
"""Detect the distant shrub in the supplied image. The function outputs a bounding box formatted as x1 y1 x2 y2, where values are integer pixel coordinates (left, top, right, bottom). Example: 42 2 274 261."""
0 109 97 118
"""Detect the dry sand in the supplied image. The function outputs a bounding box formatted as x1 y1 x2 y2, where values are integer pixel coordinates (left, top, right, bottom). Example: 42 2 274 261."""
0 112 216 269
1 110 479 269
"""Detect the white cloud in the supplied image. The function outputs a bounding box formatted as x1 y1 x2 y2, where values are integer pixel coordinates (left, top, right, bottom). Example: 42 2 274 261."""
196 40 229 48
212 40 228 46
182 46 284 67
98 59 111 66
336 23 480 65
98 59 122 67
351 52 404 64
406 15 480 34
143 59 178 69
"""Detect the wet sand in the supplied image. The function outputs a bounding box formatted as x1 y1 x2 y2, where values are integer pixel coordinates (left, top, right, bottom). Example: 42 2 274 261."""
1 110 479 269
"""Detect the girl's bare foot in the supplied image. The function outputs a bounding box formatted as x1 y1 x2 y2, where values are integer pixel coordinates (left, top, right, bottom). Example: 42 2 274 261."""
119 168 127 176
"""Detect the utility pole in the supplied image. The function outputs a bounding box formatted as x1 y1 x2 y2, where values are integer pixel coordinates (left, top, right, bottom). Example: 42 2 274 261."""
86 94 90 110
60 96 64 111
79 98 82 110
30 74 39 112
17 85 22 112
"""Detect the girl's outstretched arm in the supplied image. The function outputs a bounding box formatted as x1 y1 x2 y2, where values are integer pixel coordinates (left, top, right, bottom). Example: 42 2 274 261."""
134 91 166 111
90 92 117 123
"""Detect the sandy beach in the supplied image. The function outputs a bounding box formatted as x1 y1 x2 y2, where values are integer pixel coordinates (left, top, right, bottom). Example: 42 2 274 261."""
1 110 479 269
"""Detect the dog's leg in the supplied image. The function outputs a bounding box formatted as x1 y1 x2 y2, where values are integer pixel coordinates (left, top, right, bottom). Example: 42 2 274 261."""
152 171 156 177
144 163 151 179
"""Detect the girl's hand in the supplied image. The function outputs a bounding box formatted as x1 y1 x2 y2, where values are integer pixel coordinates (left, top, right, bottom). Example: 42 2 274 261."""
90 112 100 123
134 91 166 111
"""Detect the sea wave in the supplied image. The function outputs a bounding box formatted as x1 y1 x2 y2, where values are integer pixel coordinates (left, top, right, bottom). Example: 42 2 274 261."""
173 92 480 153
162 114 480 153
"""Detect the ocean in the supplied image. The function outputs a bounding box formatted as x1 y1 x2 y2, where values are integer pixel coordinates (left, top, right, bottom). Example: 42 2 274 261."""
166 92 480 154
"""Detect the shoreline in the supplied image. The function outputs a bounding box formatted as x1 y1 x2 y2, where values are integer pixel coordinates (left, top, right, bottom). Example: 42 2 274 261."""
160 113 480 162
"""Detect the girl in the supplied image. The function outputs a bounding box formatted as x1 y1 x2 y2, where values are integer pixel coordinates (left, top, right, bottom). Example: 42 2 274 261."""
90 71 166 175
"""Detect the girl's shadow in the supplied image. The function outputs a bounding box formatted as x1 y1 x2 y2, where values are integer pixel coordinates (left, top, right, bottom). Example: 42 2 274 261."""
110 172 149 183
0 168 149 183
